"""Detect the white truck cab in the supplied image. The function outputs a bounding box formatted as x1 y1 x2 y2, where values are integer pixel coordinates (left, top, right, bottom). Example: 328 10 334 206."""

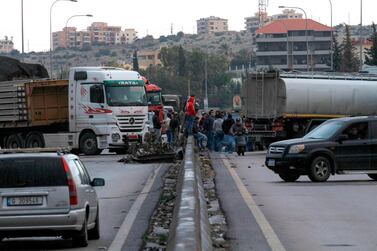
68 67 148 154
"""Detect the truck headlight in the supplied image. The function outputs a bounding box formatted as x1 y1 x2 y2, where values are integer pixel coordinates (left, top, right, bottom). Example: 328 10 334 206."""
112 133 121 142
289 144 305 154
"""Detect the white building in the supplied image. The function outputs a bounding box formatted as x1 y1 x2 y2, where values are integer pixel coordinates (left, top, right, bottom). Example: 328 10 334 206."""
115 29 138 45
0 36 14 53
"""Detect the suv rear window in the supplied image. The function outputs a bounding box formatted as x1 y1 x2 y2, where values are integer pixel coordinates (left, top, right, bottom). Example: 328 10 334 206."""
0 157 67 188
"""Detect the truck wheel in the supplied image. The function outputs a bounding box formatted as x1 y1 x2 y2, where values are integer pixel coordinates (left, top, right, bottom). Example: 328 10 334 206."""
25 132 44 148
279 172 300 182
367 174 377 181
308 156 331 182
80 132 101 155
5 134 23 149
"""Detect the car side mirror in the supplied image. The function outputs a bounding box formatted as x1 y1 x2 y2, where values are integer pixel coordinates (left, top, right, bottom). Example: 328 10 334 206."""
337 134 349 143
91 178 105 187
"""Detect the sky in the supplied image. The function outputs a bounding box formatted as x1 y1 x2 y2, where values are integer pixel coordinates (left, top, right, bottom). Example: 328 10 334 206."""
1 0 376 52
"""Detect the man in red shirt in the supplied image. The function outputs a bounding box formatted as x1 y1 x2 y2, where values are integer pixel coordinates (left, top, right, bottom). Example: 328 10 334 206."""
185 95 196 136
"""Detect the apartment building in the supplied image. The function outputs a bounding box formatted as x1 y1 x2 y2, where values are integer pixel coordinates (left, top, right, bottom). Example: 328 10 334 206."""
245 9 303 33
53 27 91 49
255 19 332 71
138 50 162 69
197 16 228 35
115 29 138 45
0 36 14 53
87 22 121 45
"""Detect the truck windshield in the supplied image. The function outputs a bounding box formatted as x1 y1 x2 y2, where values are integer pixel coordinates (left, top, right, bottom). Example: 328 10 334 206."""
105 86 147 107
304 121 344 140
147 91 162 105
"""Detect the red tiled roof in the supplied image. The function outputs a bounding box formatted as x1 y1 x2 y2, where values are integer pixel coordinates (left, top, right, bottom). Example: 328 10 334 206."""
256 19 332 34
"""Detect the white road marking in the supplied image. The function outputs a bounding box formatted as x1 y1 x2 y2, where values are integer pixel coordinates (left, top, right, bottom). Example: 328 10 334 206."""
107 164 161 251
221 155 286 251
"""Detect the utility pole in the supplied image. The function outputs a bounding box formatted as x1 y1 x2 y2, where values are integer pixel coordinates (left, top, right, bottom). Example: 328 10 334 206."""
21 0 24 62
359 0 363 70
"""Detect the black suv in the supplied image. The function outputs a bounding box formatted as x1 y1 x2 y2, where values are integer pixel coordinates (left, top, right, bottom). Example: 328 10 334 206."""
265 116 377 182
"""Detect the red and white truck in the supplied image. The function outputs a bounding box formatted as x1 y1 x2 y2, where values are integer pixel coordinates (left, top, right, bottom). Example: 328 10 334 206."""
0 67 149 154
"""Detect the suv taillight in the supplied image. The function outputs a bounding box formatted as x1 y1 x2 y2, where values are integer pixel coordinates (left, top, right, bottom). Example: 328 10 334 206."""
62 157 78 206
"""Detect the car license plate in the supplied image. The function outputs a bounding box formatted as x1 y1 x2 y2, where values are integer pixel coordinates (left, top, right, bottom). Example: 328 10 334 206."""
7 196 43 206
268 159 276 167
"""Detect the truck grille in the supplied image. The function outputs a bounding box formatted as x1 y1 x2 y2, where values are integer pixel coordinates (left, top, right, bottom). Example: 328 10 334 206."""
268 146 285 154
116 115 145 133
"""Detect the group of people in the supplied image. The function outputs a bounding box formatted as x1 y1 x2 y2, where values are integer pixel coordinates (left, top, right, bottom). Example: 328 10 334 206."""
151 110 182 146
184 95 248 154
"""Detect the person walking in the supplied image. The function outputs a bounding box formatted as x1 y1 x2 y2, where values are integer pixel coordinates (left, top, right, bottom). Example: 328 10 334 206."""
170 112 180 146
152 111 162 143
185 95 196 136
165 113 172 145
203 110 215 151
222 113 235 153
213 112 224 152
231 118 248 156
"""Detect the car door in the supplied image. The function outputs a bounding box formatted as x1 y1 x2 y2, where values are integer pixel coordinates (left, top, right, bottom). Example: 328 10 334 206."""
368 121 377 171
73 159 97 223
333 122 371 171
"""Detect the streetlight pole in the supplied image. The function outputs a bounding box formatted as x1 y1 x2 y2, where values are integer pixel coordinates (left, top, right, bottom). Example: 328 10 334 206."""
329 0 333 71
49 0 77 78
359 0 363 70
21 0 24 62
279 6 309 71
65 14 93 49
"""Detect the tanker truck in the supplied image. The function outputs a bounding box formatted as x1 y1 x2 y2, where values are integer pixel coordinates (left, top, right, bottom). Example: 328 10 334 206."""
241 72 377 149
0 67 148 155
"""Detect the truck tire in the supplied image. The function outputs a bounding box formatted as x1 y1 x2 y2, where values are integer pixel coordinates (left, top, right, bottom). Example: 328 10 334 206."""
5 134 23 149
367 174 377 181
25 132 44 148
279 172 300 182
308 156 331 182
79 132 101 155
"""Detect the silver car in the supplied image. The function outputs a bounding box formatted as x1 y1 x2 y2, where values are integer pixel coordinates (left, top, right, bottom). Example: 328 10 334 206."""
0 152 104 247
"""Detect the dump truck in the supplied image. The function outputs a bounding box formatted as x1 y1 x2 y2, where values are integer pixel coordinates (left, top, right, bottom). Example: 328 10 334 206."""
162 94 182 112
0 67 149 155
241 71 377 148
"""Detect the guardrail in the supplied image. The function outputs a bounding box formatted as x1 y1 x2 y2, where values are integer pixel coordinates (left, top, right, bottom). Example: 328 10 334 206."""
167 136 213 251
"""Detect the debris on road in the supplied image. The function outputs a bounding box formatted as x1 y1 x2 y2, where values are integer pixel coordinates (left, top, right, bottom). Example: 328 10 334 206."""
141 161 180 251
200 152 230 250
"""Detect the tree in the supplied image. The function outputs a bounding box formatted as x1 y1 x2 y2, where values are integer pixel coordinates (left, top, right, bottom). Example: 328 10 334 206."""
364 23 377 66
132 50 139 71
341 25 359 72
178 46 186 77
332 35 342 71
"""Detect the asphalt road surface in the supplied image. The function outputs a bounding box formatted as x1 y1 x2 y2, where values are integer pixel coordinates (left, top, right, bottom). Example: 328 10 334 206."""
212 152 377 251
0 154 169 251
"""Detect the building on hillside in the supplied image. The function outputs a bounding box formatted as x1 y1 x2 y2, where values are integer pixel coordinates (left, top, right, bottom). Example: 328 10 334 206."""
255 19 332 71
52 27 91 49
87 22 122 45
0 36 14 53
115 29 138 45
353 39 373 64
138 50 162 69
197 16 228 35
245 9 303 33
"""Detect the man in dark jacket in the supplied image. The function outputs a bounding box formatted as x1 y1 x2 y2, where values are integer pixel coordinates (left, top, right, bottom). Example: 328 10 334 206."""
153 111 162 143
221 113 235 153
203 110 215 151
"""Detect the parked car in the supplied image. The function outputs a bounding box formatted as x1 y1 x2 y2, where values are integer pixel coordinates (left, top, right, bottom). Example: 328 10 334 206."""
265 116 377 182
0 150 105 247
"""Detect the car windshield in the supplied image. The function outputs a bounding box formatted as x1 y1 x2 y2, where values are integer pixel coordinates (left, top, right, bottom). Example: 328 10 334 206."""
147 91 162 105
304 121 344 140
105 85 147 107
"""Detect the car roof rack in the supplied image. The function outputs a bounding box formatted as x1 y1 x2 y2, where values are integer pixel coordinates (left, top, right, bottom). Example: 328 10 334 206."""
0 147 71 155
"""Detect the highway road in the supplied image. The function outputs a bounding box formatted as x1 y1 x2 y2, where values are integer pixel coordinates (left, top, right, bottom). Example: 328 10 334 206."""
212 152 377 251
0 154 169 251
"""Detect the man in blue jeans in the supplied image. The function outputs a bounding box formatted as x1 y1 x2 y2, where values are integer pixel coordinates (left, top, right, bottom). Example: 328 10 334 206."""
222 113 235 153
185 95 196 136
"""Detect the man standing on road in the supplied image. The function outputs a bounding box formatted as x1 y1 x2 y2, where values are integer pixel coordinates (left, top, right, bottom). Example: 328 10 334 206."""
222 113 235 153
153 111 162 143
213 112 224 152
185 95 196 136
170 112 180 146
203 110 215 151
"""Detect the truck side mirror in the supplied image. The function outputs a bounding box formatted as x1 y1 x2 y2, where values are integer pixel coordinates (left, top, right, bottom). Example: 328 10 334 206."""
74 71 87 81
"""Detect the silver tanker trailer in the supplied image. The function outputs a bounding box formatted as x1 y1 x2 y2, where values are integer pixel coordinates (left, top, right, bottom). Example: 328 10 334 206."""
241 72 377 149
